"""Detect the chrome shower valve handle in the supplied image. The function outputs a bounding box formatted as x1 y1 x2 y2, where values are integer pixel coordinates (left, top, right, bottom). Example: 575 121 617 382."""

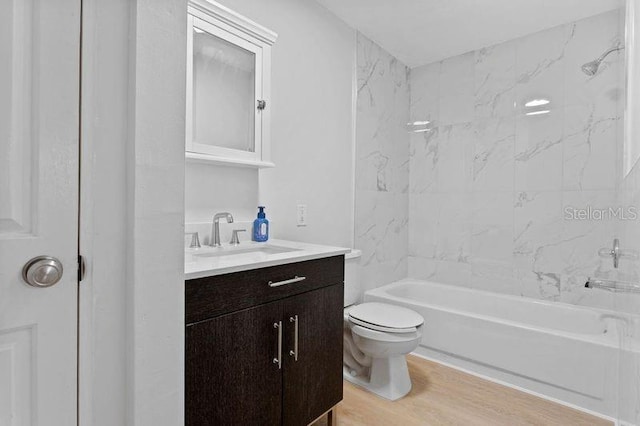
598 238 638 268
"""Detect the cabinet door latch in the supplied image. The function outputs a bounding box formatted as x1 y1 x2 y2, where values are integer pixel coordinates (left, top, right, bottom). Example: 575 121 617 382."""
257 99 266 110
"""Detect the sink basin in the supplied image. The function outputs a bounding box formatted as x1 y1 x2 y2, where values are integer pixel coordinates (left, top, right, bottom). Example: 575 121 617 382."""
192 245 300 259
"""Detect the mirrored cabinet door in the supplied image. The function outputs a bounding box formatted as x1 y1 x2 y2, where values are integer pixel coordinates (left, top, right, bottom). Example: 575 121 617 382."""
186 1 277 168
189 16 261 157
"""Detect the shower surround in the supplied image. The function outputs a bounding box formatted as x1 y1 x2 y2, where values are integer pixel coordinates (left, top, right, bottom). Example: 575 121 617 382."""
355 33 410 294
355 9 626 309
409 9 625 309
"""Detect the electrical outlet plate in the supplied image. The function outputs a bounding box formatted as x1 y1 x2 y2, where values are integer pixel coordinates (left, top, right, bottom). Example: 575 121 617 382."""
296 204 307 227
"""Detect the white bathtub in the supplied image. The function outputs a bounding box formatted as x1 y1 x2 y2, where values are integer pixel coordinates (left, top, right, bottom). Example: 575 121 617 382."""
365 278 640 420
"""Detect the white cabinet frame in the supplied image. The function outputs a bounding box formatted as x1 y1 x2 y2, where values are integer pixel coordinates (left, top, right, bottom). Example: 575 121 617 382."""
186 0 277 168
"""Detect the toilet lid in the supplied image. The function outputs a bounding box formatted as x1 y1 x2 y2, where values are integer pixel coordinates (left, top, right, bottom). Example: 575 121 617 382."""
348 302 424 333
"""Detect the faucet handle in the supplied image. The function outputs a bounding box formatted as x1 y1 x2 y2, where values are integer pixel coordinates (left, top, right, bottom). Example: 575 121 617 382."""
598 238 639 268
188 232 201 249
230 229 246 245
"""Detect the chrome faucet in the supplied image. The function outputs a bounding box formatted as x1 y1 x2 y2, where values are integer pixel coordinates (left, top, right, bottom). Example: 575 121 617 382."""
210 212 234 247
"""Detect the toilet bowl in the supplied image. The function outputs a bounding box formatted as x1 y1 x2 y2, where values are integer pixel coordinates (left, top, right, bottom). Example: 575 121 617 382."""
342 250 424 400
343 301 423 400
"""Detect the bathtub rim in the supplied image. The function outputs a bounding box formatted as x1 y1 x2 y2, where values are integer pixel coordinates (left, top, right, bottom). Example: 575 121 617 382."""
365 278 639 349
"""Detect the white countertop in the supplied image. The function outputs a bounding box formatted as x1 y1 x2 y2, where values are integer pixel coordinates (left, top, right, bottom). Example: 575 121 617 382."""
185 239 350 280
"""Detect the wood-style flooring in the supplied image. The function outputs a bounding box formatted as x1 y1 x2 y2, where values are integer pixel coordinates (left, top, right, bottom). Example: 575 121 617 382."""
314 355 611 426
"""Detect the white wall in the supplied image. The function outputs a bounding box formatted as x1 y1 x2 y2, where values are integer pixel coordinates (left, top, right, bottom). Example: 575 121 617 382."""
185 165 258 224
81 0 186 425
185 0 356 248
80 0 130 424
126 1 186 425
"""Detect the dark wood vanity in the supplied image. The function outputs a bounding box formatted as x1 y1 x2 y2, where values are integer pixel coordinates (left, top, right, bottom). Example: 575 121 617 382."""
185 255 345 426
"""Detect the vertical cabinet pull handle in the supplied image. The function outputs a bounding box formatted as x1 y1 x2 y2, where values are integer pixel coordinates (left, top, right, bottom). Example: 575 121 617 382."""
289 315 299 361
273 321 282 369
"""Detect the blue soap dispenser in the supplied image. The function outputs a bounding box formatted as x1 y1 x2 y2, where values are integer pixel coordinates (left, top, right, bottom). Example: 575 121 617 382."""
253 206 269 242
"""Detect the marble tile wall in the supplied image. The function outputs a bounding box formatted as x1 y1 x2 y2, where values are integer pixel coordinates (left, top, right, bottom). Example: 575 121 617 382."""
355 33 410 294
408 10 628 310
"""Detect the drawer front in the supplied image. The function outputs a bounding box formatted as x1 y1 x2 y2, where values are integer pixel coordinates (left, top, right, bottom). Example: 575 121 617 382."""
186 255 344 324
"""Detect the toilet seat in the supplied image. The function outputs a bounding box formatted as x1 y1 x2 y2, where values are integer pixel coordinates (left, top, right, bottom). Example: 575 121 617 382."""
350 324 421 343
348 302 424 334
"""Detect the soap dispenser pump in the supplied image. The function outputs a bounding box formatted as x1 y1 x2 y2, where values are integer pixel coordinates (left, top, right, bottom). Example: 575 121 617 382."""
253 206 269 242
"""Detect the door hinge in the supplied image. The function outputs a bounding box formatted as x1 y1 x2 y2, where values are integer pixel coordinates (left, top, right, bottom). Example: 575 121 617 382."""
78 255 86 282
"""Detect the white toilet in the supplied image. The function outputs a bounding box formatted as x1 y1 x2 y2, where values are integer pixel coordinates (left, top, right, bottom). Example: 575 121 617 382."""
343 250 424 401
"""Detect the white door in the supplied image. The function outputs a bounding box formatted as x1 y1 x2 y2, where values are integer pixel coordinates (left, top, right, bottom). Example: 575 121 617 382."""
0 0 80 425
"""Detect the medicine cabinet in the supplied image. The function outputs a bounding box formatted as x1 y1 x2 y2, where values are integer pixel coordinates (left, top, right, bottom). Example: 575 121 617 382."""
186 0 277 168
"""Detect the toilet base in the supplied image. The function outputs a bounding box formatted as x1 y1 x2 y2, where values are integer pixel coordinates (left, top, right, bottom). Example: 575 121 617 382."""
343 355 412 401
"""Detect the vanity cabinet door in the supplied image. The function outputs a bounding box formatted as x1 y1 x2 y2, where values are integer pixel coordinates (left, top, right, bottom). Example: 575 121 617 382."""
186 301 283 426
282 284 344 426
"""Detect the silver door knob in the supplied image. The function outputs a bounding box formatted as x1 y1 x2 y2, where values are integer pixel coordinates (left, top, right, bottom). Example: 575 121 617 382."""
22 256 64 288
